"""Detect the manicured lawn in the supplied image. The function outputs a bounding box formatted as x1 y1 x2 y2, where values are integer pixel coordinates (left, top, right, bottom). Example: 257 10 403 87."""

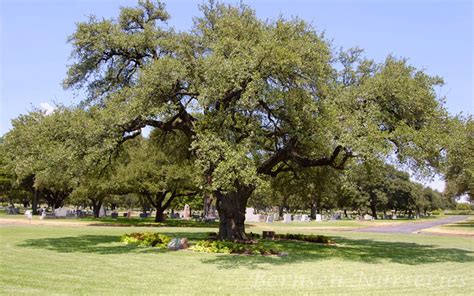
1 223 473 295
422 217 474 236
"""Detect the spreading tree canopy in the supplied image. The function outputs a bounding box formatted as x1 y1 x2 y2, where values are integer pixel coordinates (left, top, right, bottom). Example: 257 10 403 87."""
51 0 452 239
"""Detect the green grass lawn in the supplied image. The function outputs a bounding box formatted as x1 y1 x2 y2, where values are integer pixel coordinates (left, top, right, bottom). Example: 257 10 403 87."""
423 217 474 236
441 217 474 232
1 223 473 295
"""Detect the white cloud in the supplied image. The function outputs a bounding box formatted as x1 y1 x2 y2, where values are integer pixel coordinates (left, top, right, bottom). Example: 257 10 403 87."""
39 102 55 115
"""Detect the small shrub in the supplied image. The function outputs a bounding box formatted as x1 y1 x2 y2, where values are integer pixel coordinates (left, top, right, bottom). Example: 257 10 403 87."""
276 233 332 244
121 232 171 248
247 232 261 239
456 203 471 211
189 240 280 255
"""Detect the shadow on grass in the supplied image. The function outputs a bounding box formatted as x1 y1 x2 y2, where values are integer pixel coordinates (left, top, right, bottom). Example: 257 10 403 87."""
18 232 474 268
444 220 474 228
201 236 474 269
17 232 209 255
83 217 221 228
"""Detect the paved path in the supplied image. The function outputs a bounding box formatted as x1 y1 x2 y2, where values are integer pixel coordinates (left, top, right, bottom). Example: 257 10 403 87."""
354 215 469 234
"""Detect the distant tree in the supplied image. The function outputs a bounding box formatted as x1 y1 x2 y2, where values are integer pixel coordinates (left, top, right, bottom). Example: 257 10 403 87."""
116 131 197 222
444 117 473 201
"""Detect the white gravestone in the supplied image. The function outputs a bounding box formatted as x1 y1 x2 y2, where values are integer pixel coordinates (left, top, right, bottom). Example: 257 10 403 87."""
315 214 322 222
40 207 47 219
301 214 310 222
392 214 397 220
266 215 274 223
183 204 191 220
245 208 260 222
99 205 106 218
25 210 32 223
283 213 292 223
54 207 67 217
364 214 373 220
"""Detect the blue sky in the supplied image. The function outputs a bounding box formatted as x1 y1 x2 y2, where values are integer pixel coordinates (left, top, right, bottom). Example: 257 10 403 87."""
0 0 472 191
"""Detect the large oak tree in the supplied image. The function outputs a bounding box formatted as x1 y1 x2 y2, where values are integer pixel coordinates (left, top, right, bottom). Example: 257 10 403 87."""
62 1 449 240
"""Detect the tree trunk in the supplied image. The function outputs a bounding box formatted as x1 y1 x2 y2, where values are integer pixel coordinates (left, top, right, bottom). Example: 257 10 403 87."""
343 209 348 218
91 200 102 218
32 188 39 215
310 202 317 220
215 184 254 241
203 193 213 218
370 204 378 219
278 205 284 218
22 198 29 208
155 207 165 222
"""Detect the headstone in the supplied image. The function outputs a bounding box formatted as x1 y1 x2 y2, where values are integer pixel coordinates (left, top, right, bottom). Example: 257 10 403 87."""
363 214 373 220
283 213 292 223
6 206 19 215
111 212 118 218
301 214 310 222
293 215 301 222
315 214 322 222
54 207 67 217
245 208 260 222
25 210 32 223
167 238 189 250
183 204 191 220
98 205 106 218
273 213 279 221
40 210 47 220
266 215 274 223
258 215 266 223
392 214 397 220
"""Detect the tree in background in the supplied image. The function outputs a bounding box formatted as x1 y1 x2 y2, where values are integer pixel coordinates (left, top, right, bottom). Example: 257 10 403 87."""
116 130 197 222
444 117 473 201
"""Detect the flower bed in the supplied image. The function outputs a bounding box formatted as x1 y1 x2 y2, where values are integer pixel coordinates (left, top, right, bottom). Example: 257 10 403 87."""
189 240 281 255
120 232 171 248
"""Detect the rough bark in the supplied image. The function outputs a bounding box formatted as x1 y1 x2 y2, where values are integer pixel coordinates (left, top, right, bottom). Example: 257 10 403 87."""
215 184 254 241
155 208 165 222
370 204 378 219
91 199 102 218
310 203 316 220
203 193 214 218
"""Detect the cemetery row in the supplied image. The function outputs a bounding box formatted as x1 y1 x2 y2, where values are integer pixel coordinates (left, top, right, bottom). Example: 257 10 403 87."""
3 204 409 222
